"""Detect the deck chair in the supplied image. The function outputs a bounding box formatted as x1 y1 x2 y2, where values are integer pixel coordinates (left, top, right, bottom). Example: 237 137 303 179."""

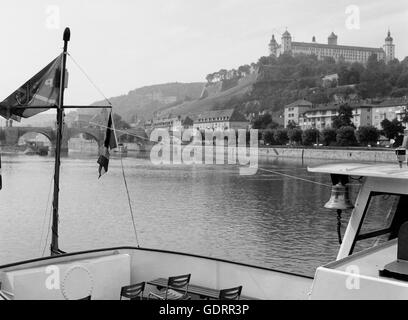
120 282 146 300
219 286 242 300
148 274 191 300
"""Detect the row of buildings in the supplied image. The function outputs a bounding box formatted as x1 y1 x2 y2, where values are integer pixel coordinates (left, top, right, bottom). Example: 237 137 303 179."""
144 109 249 132
269 29 395 64
284 98 408 131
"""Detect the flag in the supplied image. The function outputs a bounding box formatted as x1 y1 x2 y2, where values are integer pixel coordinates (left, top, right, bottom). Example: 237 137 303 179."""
97 112 117 178
0 55 64 121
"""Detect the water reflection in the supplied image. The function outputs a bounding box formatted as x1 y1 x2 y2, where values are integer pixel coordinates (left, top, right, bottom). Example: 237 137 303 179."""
0 152 355 276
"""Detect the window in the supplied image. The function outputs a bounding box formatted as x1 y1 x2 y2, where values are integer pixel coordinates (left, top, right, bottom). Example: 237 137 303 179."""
351 193 408 254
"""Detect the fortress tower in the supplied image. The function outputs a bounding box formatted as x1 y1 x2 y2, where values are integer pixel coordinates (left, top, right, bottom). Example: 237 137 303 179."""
328 32 338 46
384 30 395 63
281 30 292 53
269 34 279 56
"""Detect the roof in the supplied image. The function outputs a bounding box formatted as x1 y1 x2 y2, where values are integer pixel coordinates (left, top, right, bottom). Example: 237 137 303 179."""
284 99 312 109
375 99 408 108
291 41 385 53
303 104 339 113
328 32 338 39
301 101 377 114
269 35 278 44
308 163 408 180
194 109 248 123
385 30 393 42
282 30 291 37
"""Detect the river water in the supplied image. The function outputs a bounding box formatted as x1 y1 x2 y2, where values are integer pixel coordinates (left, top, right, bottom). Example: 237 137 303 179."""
0 150 358 277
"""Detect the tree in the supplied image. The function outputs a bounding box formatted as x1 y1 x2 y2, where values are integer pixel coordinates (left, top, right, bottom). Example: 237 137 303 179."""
218 69 228 80
274 129 289 145
402 109 408 124
321 128 337 146
263 129 276 145
308 90 329 104
396 71 408 88
288 128 302 144
332 103 354 129
336 126 357 146
381 118 405 140
206 73 215 84
286 120 298 130
0 128 5 142
252 113 278 129
238 65 251 77
356 126 380 146
302 128 319 146
390 88 408 98
113 113 130 130
359 54 389 98
130 114 138 124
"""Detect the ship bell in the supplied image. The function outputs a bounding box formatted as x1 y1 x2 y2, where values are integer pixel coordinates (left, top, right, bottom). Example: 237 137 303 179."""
324 183 354 210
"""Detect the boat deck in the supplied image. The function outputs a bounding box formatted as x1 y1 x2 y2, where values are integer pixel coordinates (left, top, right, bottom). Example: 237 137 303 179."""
325 239 398 278
308 163 408 180
0 247 313 300
310 240 408 299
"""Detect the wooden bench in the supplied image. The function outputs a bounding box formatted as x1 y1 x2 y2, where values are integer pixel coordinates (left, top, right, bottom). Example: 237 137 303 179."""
147 278 253 300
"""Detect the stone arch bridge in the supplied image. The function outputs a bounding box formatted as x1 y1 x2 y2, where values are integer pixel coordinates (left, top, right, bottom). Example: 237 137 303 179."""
3 126 105 154
3 126 149 153
2 126 149 154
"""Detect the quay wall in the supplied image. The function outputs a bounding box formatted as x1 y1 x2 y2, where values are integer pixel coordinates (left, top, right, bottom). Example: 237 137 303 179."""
258 147 396 163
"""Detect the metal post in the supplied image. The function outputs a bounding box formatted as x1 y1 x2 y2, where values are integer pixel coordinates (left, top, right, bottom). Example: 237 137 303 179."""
51 27 70 256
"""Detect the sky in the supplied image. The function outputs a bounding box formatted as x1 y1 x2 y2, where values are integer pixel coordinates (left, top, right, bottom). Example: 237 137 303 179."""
0 0 407 106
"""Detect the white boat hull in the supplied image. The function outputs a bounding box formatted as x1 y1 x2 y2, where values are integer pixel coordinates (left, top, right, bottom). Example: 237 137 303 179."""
0 247 313 300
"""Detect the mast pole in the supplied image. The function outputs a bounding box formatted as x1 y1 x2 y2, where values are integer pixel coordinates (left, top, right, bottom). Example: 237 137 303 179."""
51 27 70 256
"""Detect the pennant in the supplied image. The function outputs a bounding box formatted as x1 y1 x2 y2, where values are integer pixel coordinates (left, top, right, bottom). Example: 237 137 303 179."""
97 112 117 178
0 55 64 120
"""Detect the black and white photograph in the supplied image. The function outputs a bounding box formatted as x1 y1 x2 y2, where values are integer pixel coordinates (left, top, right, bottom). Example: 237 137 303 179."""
0 0 408 309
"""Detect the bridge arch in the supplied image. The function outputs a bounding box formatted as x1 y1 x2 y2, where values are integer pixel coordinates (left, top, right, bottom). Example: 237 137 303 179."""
17 132 53 147
17 128 55 145
66 128 104 148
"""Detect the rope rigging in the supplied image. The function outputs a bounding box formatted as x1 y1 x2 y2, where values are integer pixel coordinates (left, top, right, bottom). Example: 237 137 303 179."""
120 155 140 247
43 53 142 249
257 167 332 188
39 174 54 256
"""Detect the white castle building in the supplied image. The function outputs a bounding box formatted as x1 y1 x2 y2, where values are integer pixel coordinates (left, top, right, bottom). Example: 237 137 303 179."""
269 30 395 64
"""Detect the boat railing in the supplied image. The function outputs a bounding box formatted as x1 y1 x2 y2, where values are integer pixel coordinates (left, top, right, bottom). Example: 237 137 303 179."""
0 289 14 300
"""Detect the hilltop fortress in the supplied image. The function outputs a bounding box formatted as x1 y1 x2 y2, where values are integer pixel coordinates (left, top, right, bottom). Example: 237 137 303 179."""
269 30 395 64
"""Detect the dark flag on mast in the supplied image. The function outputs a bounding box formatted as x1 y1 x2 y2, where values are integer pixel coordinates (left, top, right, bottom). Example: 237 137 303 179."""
97 111 117 178
0 55 64 121
0 54 64 190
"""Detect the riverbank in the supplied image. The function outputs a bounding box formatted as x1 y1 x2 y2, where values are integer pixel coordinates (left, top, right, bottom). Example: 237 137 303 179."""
1 143 398 163
0 145 24 154
259 146 396 163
